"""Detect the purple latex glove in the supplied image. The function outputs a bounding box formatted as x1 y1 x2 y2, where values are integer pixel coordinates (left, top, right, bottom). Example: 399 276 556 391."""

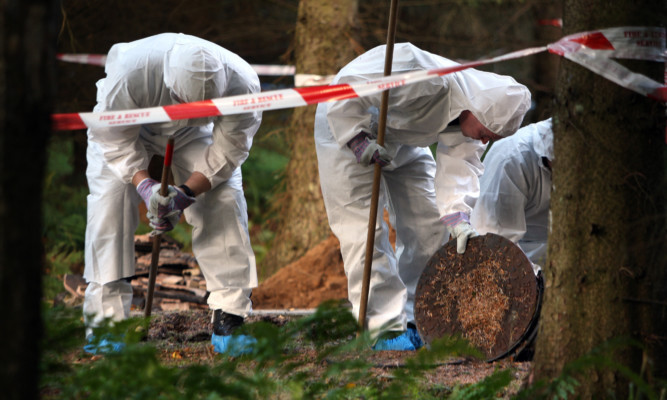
149 215 176 234
150 185 196 220
137 178 160 208
347 132 392 166
137 179 195 233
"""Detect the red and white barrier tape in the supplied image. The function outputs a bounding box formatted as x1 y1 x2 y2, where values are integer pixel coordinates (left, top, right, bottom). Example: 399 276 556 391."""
57 53 297 76
548 27 666 101
57 53 334 87
53 27 666 131
57 53 108 67
538 19 563 28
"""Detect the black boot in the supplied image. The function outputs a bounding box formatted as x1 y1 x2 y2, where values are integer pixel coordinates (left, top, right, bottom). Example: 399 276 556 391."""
211 310 254 356
212 309 244 336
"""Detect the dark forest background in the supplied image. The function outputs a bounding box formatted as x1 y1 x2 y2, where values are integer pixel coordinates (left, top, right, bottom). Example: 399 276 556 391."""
52 0 562 277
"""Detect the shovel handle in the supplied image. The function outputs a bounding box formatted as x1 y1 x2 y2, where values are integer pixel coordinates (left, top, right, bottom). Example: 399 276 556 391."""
145 137 175 318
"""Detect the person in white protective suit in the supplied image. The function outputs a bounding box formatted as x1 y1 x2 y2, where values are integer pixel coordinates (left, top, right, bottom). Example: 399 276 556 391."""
471 118 553 274
314 43 531 351
83 33 261 355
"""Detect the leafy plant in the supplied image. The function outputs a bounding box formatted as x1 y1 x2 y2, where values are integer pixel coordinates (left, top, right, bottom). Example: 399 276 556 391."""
514 337 667 400
43 136 88 254
41 300 517 400
43 249 84 301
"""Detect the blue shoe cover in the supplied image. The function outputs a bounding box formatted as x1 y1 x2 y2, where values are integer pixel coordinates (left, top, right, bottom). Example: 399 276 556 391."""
407 326 424 349
211 333 256 356
372 331 417 351
84 335 125 354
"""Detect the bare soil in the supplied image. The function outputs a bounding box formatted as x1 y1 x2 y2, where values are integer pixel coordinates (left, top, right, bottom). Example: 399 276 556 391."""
156 234 529 395
137 309 531 397
64 222 531 395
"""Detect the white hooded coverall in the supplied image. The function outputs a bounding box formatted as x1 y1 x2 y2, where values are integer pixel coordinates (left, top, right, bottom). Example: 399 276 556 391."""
471 119 553 270
83 33 262 328
314 43 531 335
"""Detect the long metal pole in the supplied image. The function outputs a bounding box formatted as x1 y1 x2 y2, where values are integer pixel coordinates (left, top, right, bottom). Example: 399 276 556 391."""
144 137 175 317
358 0 399 330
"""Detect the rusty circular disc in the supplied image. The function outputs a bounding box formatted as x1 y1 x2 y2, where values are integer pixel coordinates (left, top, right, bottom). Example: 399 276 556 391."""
414 233 539 361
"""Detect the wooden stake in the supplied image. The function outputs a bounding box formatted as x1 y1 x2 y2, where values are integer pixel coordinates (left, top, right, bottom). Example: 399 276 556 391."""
358 0 399 330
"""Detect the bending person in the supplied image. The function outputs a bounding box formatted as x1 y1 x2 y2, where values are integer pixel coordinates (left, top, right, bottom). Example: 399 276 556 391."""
471 118 554 274
83 33 261 355
314 43 531 351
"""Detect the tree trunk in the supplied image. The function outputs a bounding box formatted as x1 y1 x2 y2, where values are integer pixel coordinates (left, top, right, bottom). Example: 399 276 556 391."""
532 0 667 397
262 0 360 277
0 0 56 399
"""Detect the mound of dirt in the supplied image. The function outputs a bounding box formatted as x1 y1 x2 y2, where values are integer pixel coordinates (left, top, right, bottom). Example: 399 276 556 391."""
253 234 349 309
254 212 397 310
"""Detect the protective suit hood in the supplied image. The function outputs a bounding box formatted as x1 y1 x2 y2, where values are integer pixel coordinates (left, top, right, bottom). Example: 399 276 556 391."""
345 42 531 138
447 69 531 137
163 40 226 103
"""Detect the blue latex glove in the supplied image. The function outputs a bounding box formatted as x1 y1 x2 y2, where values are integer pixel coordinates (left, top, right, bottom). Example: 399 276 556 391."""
347 132 392 167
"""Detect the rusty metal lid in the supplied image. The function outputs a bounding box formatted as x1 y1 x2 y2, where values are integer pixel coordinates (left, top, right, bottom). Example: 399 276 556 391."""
414 233 539 361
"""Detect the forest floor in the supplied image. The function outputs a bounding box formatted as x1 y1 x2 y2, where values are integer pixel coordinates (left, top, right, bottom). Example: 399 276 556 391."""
59 233 534 397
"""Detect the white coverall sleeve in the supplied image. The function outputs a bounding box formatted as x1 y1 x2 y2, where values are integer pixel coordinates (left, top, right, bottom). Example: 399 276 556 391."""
87 79 148 184
326 76 451 149
326 91 379 148
198 109 261 188
470 152 530 243
434 132 486 219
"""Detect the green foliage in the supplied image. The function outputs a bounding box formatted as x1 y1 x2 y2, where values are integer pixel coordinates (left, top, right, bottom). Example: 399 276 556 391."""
162 222 193 252
42 302 667 400
40 305 88 390
241 110 290 224
241 111 290 265
43 136 88 254
242 146 289 221
43 249 84 301
514 337 667 400
40 300 517 400
449 369 514 400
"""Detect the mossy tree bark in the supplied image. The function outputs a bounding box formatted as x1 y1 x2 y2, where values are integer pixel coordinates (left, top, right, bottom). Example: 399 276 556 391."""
0 0 56 398
262 0 360 277
532 1 667 397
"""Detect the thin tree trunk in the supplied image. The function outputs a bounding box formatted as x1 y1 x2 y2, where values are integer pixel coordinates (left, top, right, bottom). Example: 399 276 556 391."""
262 0 360 277
0 1 56 399
532 0 667 397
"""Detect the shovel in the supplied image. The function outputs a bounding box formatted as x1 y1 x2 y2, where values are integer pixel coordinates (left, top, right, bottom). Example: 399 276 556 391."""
144 137 175 318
